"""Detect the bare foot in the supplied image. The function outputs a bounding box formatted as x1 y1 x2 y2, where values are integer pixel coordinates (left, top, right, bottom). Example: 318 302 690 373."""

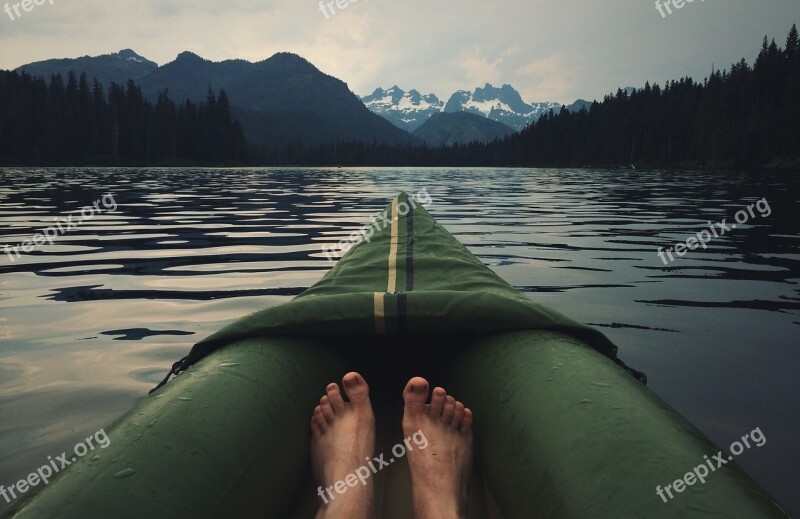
311 372 376 519
402 377 474 519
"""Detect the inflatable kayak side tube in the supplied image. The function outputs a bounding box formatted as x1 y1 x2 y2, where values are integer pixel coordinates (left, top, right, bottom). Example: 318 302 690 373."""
448 330 788 519
4 337 347 518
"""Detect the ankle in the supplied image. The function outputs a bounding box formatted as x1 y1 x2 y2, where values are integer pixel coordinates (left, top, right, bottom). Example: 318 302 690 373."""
412 491 465 519
316 499 373 519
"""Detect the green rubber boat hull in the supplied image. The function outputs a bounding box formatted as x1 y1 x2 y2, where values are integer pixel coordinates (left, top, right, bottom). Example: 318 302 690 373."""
4 193 787 518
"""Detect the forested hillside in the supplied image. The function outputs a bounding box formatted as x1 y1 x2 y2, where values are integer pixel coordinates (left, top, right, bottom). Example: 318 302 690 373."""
0 71 247 165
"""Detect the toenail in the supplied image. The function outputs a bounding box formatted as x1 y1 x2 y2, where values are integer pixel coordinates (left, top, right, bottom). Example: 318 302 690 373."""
327 383 337 391
413 383 427 393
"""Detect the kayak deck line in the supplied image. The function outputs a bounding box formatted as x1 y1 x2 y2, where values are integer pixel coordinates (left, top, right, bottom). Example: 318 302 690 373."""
387 197 399 294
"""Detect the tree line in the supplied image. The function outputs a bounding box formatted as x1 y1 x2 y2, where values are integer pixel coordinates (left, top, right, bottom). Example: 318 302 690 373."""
0 71 248 165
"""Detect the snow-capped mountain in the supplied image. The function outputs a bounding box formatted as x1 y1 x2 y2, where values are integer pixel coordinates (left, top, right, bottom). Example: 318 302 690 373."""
360 86 444 132
443 84 561 131
361 83 565 133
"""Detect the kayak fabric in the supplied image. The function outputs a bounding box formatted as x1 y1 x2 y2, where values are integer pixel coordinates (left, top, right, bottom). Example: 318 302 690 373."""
154 192 645 392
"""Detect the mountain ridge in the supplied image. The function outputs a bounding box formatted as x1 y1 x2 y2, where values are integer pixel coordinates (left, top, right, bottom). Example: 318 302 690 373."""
14 49 416 149
412 111 515 146
362 83 572 133
15 49 157 85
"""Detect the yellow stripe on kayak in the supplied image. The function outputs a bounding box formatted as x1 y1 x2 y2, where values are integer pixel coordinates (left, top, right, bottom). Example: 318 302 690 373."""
373 292 385 334
387 198 399 294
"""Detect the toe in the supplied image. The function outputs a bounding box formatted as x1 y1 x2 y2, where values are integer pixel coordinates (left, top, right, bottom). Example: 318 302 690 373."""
326 383 346 414
441 395 456 425
460 408 474 434
402 376 430 417
320 395 335 422
313 405 328 432
452 401 465 429
429 387 446 418
342 372 371 408
310 416 322 437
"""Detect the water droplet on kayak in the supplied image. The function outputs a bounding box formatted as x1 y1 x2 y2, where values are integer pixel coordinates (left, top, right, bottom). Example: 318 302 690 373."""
218 362 239 368
90 455 101 461
179 397 192 401
113 468 136 479
154 395 163 399
147 419 158 427
579 399 592 404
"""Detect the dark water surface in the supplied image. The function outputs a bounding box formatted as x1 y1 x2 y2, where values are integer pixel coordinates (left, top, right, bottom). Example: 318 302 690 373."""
1 167 798 514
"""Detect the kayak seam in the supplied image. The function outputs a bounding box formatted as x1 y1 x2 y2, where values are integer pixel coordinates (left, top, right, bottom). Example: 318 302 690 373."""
406 194 415 292
387 197 399 294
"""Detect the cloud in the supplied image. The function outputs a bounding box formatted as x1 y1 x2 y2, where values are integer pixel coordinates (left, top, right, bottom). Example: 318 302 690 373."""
0 0 795 105
452 45 505 90
501 44 522 59
514 53 573 103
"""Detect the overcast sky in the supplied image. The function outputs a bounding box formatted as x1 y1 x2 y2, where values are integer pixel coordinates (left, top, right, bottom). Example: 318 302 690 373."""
0 0 797 103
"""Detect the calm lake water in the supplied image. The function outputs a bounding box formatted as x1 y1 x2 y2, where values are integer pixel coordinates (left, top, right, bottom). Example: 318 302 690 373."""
1 167 798 514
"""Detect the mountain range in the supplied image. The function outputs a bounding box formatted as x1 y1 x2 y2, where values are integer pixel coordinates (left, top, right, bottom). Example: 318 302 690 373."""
361 84 597 133
15 50 414 148
13 49 602 149
360 86 444 132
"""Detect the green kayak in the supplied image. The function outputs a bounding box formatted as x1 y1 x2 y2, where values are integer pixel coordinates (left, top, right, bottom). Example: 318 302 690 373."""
4 192 788 518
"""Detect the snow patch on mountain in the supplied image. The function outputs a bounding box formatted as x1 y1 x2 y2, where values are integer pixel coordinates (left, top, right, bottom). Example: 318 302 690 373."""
443 84 562 131
362 83 571 133
360 86 445 132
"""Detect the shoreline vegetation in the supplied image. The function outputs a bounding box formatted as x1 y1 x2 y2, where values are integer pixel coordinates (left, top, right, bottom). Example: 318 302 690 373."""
0 25 797 171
